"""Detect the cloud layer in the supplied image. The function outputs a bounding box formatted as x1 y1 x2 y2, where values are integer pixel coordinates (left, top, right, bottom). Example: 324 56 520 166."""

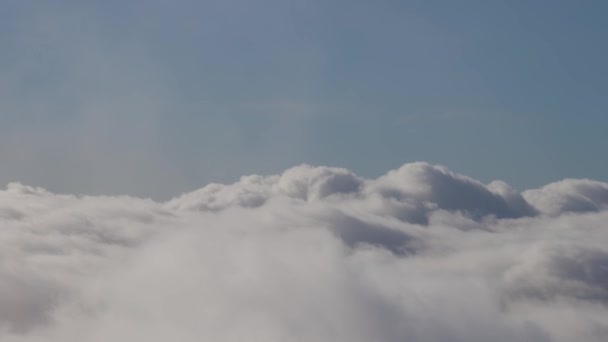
2 162 608 341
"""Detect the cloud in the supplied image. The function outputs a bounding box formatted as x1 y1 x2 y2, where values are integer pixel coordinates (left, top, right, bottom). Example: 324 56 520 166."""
523 178 608 216
168 162 536 223
2 163 608 341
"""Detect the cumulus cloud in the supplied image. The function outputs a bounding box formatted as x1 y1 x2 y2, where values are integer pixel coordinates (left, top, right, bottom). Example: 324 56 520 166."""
523 178 608 216
2 162 608 341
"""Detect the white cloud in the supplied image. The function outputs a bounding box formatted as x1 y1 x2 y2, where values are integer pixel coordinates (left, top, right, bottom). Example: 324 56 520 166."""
2 163 608 341
523 178 608 216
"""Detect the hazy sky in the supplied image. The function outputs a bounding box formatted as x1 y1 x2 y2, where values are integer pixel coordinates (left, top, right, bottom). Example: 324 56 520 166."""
2 0 607 198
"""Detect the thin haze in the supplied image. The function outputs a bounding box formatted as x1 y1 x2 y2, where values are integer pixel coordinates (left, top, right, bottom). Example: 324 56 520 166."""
1 0 607 199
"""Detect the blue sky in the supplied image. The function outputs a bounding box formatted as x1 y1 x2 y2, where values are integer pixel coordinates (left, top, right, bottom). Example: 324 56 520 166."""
1 0 607 198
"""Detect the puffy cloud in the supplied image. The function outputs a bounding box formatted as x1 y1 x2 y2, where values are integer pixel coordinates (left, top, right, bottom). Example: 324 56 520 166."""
166 164 363 211
2 163 608 341
523 178 608 216
169 162 536 223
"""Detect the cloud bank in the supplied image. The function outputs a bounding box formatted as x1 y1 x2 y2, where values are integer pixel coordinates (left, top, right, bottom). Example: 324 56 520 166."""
2 162 608 341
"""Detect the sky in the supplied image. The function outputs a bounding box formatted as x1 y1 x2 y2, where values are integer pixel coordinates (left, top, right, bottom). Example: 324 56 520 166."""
1 0 607 199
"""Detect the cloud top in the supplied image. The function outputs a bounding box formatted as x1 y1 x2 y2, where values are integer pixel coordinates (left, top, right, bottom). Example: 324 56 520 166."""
2 162 608 341
168 162 539 221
